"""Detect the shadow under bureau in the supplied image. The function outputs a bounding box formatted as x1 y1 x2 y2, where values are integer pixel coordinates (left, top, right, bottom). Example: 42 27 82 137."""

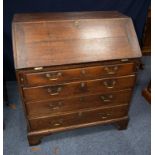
12 11 142 145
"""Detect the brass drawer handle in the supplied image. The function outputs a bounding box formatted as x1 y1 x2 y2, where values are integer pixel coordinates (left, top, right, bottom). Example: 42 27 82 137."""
50 119 63 126
49 102 63 110
47 87 62 96
101 116 107 119
52 106 60 110
100 95 113 102
100 113 111 119
103 80 116 89
104 66 118 75
53 123 61 127
45 72 62 81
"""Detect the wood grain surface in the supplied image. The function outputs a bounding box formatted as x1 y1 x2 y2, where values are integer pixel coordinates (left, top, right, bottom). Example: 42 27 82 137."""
12 11 141 69
12 11 141 145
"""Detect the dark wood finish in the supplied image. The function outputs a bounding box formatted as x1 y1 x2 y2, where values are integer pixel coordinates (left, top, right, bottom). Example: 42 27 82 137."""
27 135 42 146
28 116 129 146
26 89 132 118
29 105 128 130
12 11 142 145
23 75 135 102
114 117 129 130
13 11 128 23
142 81 151 104
23 63 136 87
16 59 141 73
141 6 151 55
12 11 141 69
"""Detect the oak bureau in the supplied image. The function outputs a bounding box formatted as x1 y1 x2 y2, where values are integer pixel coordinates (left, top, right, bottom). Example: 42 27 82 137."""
12 11 142 145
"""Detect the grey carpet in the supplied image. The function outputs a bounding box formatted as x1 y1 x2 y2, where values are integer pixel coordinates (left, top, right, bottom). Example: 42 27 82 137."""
4 56 151 155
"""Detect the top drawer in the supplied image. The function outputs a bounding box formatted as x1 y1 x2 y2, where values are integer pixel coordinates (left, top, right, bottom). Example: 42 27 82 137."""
21 63 136 87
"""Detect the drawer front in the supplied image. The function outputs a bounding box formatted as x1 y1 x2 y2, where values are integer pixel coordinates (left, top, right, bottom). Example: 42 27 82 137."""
23 75 136 102
26 90 132 117
23 63 135 86
29 105 128 131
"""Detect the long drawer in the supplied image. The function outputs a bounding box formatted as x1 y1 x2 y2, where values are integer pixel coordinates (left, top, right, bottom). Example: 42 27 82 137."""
22 63 136 86
23 75 136 102
26 89 132 118
29 105 128 131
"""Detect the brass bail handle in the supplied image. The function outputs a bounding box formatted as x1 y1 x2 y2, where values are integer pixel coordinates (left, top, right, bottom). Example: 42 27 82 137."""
49 101 63 110
99 112 111 119
100 94 113 102
51 119 63 127
103 80 116 89
47 87 62 96
104 66 118 74
45 72 62 81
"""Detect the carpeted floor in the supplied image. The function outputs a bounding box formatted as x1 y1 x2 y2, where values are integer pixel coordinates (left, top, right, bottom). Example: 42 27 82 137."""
4 56 151 155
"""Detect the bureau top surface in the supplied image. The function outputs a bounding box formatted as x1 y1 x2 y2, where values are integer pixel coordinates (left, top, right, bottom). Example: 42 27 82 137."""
12 11 141 69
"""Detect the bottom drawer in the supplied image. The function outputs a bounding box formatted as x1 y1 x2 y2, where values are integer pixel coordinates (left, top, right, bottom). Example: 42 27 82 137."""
29 105 128 131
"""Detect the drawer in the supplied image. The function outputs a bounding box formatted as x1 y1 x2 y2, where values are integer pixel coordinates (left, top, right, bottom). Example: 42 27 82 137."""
26 89 132 117
29 105 128 131
23 75 136 102
22 63 136 86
